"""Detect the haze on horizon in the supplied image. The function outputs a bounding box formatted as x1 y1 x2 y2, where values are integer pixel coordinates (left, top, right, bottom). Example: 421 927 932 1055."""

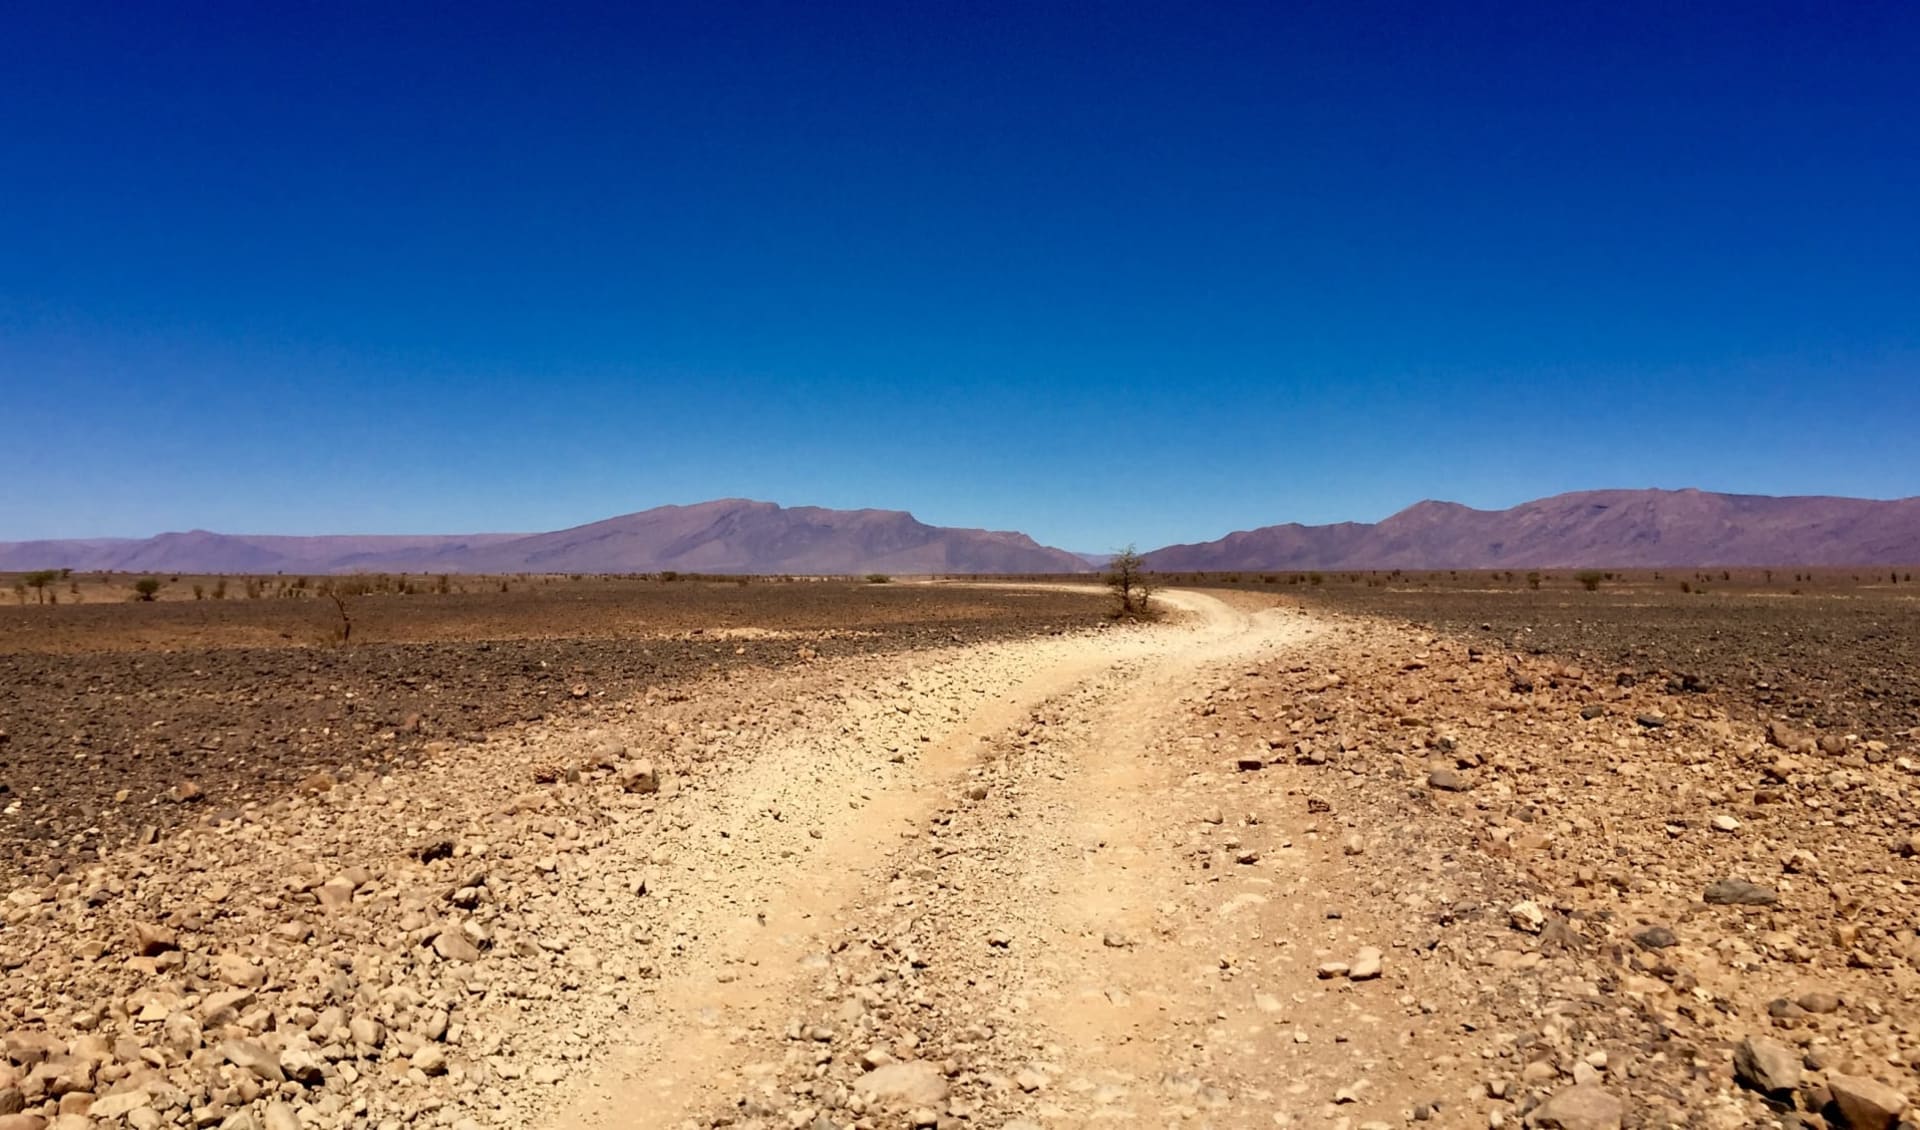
3 2 1917 550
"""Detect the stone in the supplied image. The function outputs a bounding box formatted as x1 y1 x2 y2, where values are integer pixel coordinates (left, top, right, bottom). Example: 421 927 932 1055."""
433 929 482 963
314 876 355 911
1508 901 1546 934
1797 991 1842 1014
850 1061 949 1107
1349 947 1383 981
411 1045 448 1076
1710 814 1741 833
1525 1084 1623 1130
1826 1075 1907 1130
261 1104 300 1130
619 761 660 794
1732 1036 1802 1095
1428 768 1471 792
1630 925 1677 950
1768 720 1815 753
89 1092 152 1119
1704 879 1777 906
0 1116 46 1130
221 1040 286 1084
214 953 266 989
132 923 178 956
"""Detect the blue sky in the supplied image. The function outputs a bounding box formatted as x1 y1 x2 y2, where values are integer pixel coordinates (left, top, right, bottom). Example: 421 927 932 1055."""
3 2 1917 550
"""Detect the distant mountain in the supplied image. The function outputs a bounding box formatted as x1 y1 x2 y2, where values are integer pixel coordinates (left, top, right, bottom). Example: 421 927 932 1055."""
1143 489 1920 570
0 500 1090 575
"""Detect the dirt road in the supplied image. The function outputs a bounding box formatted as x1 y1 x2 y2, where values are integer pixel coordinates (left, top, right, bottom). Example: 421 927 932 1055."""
548 589 1338 1128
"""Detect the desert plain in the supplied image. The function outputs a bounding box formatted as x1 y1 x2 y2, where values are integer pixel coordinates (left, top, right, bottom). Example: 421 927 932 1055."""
0 569 1917 1130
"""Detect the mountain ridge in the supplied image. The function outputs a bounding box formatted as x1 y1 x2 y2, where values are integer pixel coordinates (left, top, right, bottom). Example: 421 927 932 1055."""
1144 488 1920 570
0 500 1090 575
6 488 1920 575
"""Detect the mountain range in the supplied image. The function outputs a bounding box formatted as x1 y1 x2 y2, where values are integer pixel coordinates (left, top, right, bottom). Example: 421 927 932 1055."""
0 500 1088 575
1143 488 1920 570
3 489 1918 575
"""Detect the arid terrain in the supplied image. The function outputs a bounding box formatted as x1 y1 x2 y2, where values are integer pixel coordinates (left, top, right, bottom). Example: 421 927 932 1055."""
1 575 1918 1130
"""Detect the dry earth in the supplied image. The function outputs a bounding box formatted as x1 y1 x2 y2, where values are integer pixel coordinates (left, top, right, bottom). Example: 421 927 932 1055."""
4 587 1919 1130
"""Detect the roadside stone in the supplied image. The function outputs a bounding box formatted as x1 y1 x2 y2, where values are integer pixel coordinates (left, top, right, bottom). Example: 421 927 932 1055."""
619 760 660 794
132 923 177 956
1704 879 1777 905
433 929 482 963
1427 768 1470 792
1526 1083 1623 1130
1827 1075 1907 1130
1630 925 1677 950
850 1061 948 1107
1349 947 1382 981
1733 1036 1802 1095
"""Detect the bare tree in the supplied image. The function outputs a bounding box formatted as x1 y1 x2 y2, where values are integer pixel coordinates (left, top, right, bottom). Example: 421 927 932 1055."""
1105 545 1154 617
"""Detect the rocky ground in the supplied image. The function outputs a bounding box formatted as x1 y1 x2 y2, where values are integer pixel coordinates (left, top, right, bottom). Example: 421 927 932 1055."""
2 585 1917 1130
0 582 1102 879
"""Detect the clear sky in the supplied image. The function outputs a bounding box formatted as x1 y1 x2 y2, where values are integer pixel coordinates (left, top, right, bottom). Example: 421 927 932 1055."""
3 2 1917 551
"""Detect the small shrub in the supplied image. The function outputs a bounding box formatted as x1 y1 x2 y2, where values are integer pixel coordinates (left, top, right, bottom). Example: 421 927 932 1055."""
1526 571 1541 590
133 578 162 601
865 573 892 584
1575 570 1604 592
1307 572 1324 586
192 583 205 600
212 579 227 600
658 571 680 583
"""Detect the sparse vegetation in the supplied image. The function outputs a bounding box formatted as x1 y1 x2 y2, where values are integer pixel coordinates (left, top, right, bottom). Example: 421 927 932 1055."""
865 573 892 584
1526 571 1541 591
133 578 162 601
23 570 59 604
1105 545 1154 617
1575 570 1604 592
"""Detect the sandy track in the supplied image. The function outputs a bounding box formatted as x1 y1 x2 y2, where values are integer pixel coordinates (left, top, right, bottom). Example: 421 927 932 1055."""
547 589 1324 1128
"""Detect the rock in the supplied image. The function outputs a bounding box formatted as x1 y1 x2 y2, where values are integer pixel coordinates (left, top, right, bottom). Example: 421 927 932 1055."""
1630 925 1677 950
132 923 178 956
1235 757 1265 772
1634 714 1666 729
0 1091 20 1116
1316 962 1350 980
89 1092 151 1119
1768 721 1815 753
1526 1083 1623 1130
1733 1036 1802 1095
619 760 660 794
1349 947 1382 981
214 953 266 989
411 1045 448 1076
0 1116 46 1130
1428 768 1471 792
850 1061 949 1107
221 1039 286 1084
261 1104 300 1130
314 876 355 911
1710 814 1741 833
1508 901 1546 934
348 1017 385 1047
1827 1075 1907 1130
433 929 482 963
1797 991 1842 1014
1342 834 1365 856
1704 879 1777 906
